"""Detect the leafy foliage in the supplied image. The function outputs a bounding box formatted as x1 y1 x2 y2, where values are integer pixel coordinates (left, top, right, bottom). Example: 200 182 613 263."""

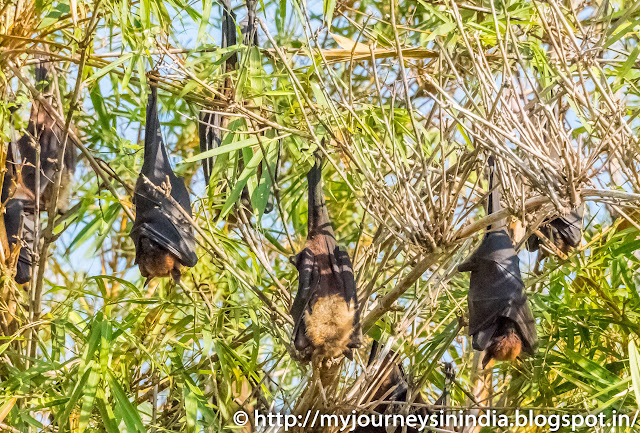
1 0 640 432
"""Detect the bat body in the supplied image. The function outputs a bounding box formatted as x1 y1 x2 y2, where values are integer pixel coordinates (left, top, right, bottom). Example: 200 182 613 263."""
459 229 537 367
198 0 237 183
459 158 537 367
199 0 275 216
353 341 427 433
4 131 33 284
526 207 583 254
3 198 35 284
0 60 67 285
130 84 198 283
2 145 35 284
290 151 361 363
16 61 76 210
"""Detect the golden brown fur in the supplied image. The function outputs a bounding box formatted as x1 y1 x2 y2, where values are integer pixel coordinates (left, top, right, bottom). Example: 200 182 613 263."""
482 320 522 368
137 238 181 281
305 294 355 361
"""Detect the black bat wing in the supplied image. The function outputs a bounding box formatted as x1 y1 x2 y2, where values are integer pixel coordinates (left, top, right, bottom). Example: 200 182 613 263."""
333 245 362 349
290 247 320 356
5 199 35 284
526 208 583 252
460 230 537 353
198 111 221 182
130 86 198 268
17 115 59 197
550 210 583 248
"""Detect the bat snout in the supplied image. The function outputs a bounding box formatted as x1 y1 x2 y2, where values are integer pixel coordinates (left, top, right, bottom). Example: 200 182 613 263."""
482 320 523 368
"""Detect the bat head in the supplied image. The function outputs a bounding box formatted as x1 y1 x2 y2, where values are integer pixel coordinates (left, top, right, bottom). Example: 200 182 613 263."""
137 237 182 282
482 318 523 368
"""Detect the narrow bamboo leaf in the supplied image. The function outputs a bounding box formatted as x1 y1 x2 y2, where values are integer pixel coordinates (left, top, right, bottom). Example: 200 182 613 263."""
323 0 336 27
78 366 100 432
182 137 260 163
197 0 212 46
96 389 120 433
629 340 640 409
0 397 17 423
331 33 368 52
276 0 286 33
220 148 265 218
57 364 92 429
107 371 146 433
86 54 133 84
184 383 197 433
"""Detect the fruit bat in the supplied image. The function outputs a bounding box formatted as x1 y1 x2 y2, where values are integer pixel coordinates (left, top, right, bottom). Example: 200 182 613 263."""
198 0 275 215
130 83 198 283
353 340 427 433
290 151 361 363
458 158 537 367
3 199 35 285
15 60 76 210
526 206 583 254
2 143 35 284
198 0 237 183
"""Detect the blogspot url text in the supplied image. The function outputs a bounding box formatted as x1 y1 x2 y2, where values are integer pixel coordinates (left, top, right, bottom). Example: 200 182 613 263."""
233 409 639 432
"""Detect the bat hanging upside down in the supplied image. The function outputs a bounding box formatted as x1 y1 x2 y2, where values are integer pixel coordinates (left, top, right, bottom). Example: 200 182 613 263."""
459 158 537 368
290 150 362 363
353 340 426 433
526 206 584 255
2 60 76 284
459 226 537 368
130 80 198 284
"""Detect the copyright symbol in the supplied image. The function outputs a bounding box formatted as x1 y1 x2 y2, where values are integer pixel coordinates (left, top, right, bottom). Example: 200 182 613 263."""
234 411 249 426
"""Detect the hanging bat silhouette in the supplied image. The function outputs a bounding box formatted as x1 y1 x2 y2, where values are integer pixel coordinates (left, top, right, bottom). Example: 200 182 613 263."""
198 0 275 216
198 0 237 183
15 60 76 210
526 207 583 255
130 82 198 284
2 144 36 285
353 340 428 433
459 158 537 368
3 199 35 285
290 151 361 363
0 60 63 285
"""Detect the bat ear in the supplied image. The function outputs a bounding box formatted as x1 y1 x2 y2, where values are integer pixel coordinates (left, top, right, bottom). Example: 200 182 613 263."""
171 268 182 285
289 255 297 266
348 325 363 349
342 348 354 360
458 258 476 273
482 352 494 369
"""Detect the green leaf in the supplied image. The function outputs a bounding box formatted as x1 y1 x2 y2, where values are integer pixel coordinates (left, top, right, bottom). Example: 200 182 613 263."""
78 365 100 432
107 371 146 433
198 0 212 46
86 53 134 84
57 364 93 429
324 0 336 27
219 147 265 219
629 340 640 409
182 136 260 163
